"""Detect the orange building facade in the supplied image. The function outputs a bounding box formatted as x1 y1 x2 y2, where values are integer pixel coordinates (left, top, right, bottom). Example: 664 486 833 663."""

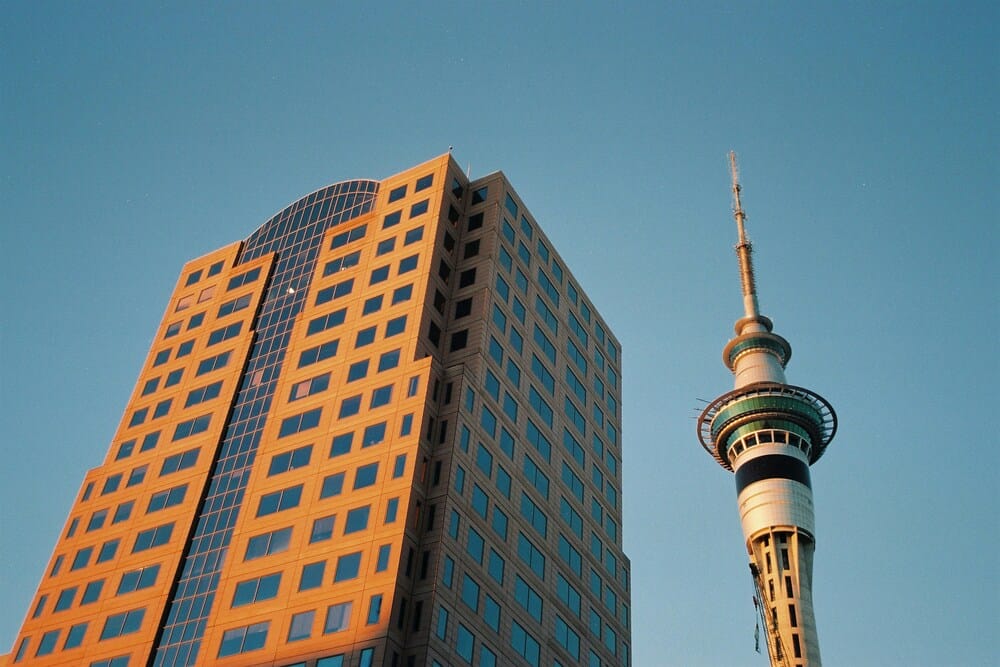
5 155 630 667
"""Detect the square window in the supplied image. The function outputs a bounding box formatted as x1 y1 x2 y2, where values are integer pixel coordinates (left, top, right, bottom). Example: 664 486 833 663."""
399 255 418 273
339 395 362 418
377 349 400 372
392 284 413 304
404 226 424 245
450 330 468 351
459 268 476 287
344 506 371 533
311 515 335 543
383 211 402 228
320 473 345 498
81 579 104 604
334 552 362 582
354 463 378 489
299 562 325 591
347 360 369 382
410 200 429 217
325 601 353 633
288 610 315 642
362 295 383 315
371 385 393 408
356 326 376 347
386 315 407 336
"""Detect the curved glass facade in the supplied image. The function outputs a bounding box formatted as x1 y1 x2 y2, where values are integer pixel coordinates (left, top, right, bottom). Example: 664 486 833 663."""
152 180 378 667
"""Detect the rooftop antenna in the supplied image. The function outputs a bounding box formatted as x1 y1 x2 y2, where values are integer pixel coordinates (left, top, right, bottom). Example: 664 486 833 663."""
729 151 760 320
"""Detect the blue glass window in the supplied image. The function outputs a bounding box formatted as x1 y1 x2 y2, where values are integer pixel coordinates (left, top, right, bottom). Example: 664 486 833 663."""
172 414 211 441
362 295 383 315
217 621 269 657
245 527 292 559
404 226 424 245
370 384 393 408
334 552 362 582
376 544 391 572
218 293 252 317
392 284 413 304
383 211 402 229
226 266 261 291
320 473 345 498
278 408 322 437
315 278 354 306
268 445 312 476
288 610 315 642
338 395 361 418
256 486 303 517
324 602 353 634
517 532 546 580
347 360 369 382
299 339 339 367
132 524 173 553
324 250 361 276
207 322 242 346
354 463 378 489
355 326 376 347
515 575 543 621
466 528 485 564
386 315 407 336
64 622 88 649
54 586 77 612
344 506 371 533
310 516 335 543
298 562 325 591
160 448 199 474
511 621 540 667
147 485 187 513
307 308 347 336
100 607 146 640
195 351 231 375
117 564 160 595
410 199 429 217
330 224 367 249
388 185 407 202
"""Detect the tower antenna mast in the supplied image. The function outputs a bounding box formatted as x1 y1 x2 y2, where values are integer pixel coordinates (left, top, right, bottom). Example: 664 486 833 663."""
729 151 759 320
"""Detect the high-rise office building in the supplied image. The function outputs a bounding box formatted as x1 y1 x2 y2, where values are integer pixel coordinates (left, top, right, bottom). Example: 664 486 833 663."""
5 154 630 667
697 154 836 666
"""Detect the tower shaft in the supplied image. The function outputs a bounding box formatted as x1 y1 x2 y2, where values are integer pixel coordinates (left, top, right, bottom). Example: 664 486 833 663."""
698 153 836 667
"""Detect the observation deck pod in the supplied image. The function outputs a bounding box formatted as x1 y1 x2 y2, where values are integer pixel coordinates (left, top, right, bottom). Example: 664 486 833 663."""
698 382 837 472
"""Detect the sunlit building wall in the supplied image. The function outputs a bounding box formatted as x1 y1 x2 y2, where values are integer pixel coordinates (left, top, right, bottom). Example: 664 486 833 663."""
6 154 631 667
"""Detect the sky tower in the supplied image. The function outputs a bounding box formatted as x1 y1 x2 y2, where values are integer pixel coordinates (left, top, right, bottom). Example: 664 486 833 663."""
697 153 837 666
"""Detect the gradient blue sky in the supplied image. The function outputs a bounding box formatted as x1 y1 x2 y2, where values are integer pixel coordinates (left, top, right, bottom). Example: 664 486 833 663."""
1 2 995 665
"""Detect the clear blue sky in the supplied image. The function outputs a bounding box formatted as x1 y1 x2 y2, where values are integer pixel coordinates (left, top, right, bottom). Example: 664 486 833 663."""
1 2 996 665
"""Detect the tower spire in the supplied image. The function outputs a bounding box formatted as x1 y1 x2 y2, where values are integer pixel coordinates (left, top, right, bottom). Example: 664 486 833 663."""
698 153 838 667
729 150 760 320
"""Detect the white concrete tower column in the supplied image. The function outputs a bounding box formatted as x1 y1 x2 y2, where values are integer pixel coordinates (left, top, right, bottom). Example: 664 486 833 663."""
697 153 837 667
